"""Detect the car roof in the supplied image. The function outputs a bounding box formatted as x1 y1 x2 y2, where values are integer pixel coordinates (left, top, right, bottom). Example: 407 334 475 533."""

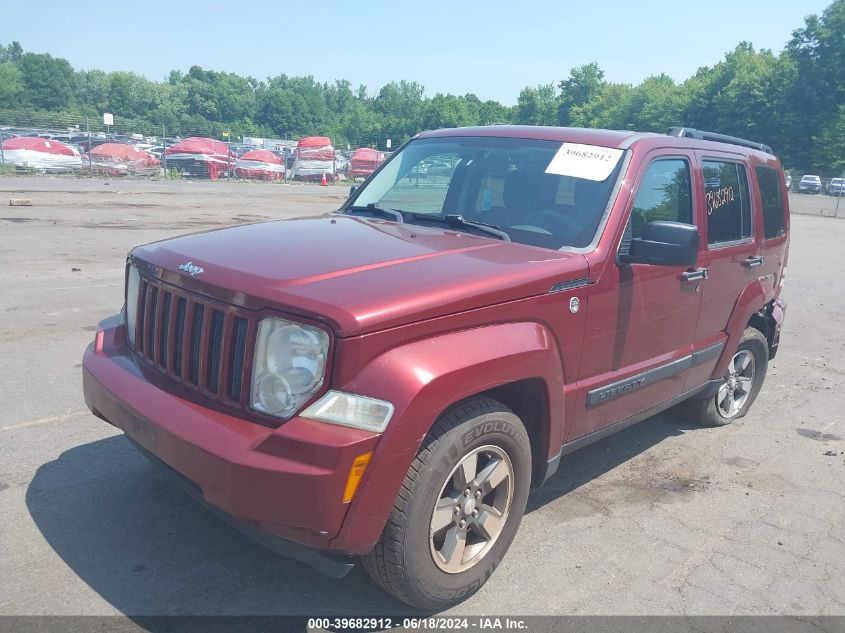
418 125 650 148
417 125 777 159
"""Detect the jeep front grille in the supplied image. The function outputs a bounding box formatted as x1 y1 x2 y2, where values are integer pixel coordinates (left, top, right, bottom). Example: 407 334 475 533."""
131 275 252 407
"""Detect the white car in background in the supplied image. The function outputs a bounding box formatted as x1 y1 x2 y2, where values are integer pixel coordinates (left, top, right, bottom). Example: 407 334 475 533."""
799 174 822 194
828 177 845 196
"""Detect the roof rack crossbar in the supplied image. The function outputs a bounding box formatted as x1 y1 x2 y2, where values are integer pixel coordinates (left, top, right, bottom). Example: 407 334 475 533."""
669 127 773 154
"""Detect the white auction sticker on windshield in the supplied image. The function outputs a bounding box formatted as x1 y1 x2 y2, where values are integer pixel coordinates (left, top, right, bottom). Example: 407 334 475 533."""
545 143 624 181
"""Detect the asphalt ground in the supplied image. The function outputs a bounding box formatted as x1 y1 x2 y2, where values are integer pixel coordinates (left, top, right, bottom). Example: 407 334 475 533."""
0 177 843 617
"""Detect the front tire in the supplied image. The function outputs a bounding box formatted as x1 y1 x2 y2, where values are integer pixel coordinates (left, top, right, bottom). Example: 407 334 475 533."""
361 396 531 610
685 327 768 427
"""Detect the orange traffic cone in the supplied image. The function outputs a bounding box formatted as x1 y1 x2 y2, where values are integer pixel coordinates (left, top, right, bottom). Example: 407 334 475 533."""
320 172 328 186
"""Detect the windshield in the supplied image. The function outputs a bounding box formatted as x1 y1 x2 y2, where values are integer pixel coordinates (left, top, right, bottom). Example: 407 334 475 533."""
347 136 624 249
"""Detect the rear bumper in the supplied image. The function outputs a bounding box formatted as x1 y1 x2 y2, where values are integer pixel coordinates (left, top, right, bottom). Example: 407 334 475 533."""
82 318 382 562
768 297 786 359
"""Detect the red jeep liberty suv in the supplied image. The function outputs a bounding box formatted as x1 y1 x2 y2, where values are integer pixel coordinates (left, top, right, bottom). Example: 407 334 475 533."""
83 125 788 609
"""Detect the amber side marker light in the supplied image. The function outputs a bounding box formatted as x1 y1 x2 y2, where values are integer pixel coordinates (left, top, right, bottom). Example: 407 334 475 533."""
343 452 373 503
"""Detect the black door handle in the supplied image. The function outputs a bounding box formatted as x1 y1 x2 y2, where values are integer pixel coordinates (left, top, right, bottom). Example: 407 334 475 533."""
682 268 709 282
742 256 765 268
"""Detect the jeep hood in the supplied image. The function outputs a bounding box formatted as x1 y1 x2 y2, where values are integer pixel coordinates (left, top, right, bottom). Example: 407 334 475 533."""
132 216 589 336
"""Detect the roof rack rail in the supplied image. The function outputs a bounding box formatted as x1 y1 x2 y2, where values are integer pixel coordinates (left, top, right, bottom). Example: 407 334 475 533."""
668 127 773 154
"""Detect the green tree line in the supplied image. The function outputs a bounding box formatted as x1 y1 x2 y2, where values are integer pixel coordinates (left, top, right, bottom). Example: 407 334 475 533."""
1 0 843 173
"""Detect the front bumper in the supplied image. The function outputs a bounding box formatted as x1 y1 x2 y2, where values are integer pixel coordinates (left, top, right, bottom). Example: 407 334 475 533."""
82 318 382 567
129 436 353 577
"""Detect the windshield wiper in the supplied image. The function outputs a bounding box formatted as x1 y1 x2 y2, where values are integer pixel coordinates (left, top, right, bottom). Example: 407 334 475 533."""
346 203 404 223
410 213 511 242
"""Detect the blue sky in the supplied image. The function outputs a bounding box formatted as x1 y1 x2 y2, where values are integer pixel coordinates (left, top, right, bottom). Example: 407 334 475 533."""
0 0 831 104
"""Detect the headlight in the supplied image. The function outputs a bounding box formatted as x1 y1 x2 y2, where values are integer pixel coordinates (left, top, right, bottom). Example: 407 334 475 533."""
250 317 330 419
125 264 140 347
302 390 394 433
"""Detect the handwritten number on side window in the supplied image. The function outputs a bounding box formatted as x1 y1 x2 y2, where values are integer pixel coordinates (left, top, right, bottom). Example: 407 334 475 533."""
706 186 735 215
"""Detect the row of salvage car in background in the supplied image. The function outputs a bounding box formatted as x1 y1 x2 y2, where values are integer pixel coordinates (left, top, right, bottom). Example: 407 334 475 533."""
795 173 845 196
0 133 386 181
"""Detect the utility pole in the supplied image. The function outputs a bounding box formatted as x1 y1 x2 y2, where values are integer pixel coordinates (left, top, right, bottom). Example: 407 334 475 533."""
162 124 167 176
86 118 93 179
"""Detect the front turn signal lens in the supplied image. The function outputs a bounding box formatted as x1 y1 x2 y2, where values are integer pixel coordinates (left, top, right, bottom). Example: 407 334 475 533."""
343 452 373 503
301 390 394 432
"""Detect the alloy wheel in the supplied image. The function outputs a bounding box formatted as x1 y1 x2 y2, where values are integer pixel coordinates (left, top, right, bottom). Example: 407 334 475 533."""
429 445 514 574
717 349 755 418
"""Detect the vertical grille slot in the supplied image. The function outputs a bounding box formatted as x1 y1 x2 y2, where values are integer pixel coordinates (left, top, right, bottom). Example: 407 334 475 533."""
206 310 225 393
188 304 205 385
172 297 187 377
228 317 248 402
136 281 148 353
146 286 158 356
158 292 171 365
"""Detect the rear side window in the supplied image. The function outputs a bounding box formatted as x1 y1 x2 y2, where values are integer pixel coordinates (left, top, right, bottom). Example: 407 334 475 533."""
703 161 751 245
630 159 693 238
755 166 786 239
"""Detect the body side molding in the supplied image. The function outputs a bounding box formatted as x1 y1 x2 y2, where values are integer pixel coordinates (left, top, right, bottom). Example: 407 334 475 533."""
585 342 723 407
565 379 724 456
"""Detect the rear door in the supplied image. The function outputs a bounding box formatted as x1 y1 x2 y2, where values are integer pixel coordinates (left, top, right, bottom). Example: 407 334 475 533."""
687 152 759 386
568 151 705 441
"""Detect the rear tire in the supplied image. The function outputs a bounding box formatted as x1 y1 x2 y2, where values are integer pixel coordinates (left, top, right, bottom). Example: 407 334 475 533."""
361 396 531 610
685 327 768 427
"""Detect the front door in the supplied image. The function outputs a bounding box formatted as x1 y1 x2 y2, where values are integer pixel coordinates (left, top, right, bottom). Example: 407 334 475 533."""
567 152 705 441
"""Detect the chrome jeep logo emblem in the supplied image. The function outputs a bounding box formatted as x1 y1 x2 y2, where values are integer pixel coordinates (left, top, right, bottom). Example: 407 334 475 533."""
178 261 204 276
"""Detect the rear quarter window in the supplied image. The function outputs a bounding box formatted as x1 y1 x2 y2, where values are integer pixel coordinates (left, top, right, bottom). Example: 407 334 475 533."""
755 166 786 239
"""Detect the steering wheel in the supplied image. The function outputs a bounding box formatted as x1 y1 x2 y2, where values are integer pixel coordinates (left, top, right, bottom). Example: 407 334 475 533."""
521 209 583 236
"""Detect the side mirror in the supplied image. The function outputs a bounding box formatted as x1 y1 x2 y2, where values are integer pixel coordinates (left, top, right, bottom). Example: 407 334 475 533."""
620 221 699 267
349 184 360 198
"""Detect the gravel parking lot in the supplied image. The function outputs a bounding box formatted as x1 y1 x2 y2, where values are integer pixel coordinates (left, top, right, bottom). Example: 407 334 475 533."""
0 177 843 617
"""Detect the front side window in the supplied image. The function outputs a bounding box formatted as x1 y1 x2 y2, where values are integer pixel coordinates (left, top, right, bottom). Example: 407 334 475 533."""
629 159 693 238
348 136 624 249
755 166 786 239
377 152 460 214
704 160 751 245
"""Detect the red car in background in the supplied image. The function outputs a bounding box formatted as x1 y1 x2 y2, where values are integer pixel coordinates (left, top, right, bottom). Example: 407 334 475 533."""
290 136 335 181
234 149 286 181
165 137 234 180
349 147 385 179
